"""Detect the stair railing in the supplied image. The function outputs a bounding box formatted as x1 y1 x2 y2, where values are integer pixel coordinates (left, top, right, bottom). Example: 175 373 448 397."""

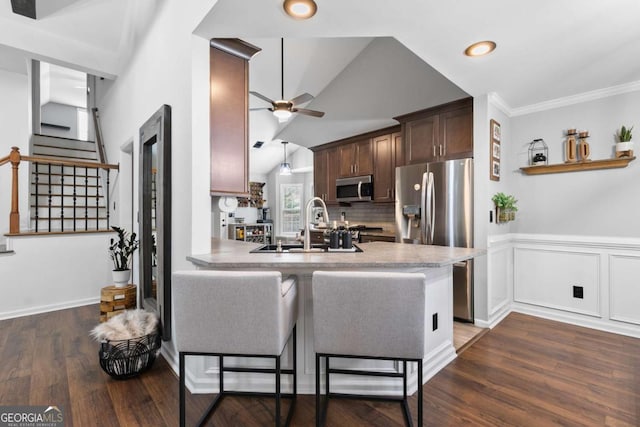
0 146 119 235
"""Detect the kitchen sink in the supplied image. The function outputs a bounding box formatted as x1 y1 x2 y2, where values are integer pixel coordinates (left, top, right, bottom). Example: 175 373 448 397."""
250 243 363 253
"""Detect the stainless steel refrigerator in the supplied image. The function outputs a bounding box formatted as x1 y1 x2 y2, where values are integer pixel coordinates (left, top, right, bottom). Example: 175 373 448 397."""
395 158 474 322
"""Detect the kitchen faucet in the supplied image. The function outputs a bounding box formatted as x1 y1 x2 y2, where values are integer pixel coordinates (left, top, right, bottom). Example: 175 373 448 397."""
303 197 329 252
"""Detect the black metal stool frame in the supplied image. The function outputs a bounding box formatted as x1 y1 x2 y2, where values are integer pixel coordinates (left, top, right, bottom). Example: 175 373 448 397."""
180 325 297 427
315 352 423 427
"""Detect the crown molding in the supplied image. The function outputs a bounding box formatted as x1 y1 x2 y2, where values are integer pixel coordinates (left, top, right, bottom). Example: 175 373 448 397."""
510 80 640 117
487 92 512 117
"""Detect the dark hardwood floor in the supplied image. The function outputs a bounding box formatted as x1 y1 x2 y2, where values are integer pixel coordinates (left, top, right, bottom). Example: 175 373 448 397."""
1 304 638 426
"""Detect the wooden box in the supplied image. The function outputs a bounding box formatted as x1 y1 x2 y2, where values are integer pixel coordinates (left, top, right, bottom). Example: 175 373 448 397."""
100 284 136 322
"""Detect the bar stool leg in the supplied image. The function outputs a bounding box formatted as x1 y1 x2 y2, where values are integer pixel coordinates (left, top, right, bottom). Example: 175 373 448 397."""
315 354 321 427
276 355 281 427
179 353 186 427
417 360 423 427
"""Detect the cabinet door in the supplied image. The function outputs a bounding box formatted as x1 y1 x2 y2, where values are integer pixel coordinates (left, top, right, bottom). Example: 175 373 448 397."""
405 115 439 164
373 134 394 202
210 46 249 195
392 131 404 168
314 150 328 200
338 144 356 177
440 106 473 160
354 138 373 176
325 148 338 203
314 148 338 204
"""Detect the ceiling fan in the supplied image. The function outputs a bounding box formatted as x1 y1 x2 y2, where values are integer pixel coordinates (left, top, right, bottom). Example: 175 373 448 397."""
250 38 325 122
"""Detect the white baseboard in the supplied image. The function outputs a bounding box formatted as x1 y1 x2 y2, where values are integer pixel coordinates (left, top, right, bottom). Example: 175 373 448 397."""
0 297 100 320
475 306 512 329
512 304 640 339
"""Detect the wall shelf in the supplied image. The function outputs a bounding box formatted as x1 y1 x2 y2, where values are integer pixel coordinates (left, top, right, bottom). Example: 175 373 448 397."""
520 157 635 175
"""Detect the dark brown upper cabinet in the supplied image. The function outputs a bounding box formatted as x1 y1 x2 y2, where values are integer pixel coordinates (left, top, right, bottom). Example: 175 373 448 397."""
209 39 261 196
396 97 473 165
373 131 403 202
313 146 338 204
338 138 373 178
312 125 401 205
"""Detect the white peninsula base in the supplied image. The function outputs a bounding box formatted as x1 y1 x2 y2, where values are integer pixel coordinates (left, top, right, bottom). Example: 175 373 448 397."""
178 239 483 395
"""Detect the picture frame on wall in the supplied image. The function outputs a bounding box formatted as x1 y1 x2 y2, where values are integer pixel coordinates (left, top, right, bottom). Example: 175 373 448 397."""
492 141 500 159
490 119 501 181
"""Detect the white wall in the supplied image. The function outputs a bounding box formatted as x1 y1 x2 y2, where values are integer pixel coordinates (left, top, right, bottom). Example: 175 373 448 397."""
0 69 30 238
510 91 640 237
473 94 514 325
40 102 79 139
89 1 215 358
0 233 113 319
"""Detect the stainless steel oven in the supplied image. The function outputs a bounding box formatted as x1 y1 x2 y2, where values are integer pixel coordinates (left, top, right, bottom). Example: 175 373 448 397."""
336 175 373 202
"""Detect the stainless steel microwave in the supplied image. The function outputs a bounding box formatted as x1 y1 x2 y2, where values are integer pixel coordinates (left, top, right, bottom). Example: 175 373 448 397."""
336 175 373 202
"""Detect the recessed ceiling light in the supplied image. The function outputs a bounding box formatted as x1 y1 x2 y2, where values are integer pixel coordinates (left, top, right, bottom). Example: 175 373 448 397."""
464 41 496 57
283 0 317 19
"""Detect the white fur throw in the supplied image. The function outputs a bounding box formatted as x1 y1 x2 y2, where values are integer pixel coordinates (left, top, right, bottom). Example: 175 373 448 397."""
91 309 159 342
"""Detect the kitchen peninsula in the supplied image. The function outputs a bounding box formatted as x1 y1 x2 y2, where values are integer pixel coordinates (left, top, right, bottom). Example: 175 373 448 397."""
186 238 484 395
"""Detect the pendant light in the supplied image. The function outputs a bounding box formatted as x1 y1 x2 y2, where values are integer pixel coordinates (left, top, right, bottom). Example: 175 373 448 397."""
279 141 292 175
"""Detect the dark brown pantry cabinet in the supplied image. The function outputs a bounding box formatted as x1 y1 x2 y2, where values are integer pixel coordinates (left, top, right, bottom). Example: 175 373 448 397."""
209 39 261 196
396 97 473 164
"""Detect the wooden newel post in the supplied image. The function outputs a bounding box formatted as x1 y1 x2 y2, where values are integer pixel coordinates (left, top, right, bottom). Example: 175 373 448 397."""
9 146 21 234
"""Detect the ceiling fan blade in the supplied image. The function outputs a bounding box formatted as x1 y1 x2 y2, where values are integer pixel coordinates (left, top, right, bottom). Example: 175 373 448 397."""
249 107 271 111
289 92 314 106
250 91 275 105
293 108 325 118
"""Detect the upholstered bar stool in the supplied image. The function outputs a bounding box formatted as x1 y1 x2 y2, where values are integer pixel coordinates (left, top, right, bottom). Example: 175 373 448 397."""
173 270 298 427
312 271 426 427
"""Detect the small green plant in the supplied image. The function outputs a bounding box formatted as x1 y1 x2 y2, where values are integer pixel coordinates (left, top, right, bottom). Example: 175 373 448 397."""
492 192 517 210
492 192 518 222
617 125 633 142
109 226 139 271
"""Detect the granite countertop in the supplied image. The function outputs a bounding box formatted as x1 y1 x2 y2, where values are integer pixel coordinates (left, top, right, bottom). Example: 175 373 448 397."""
187 238 485 269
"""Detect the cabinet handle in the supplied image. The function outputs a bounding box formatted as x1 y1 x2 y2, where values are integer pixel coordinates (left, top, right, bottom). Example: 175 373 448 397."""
439 145 444 156
354 164 358 173
387 188 391 198
433 145 437 157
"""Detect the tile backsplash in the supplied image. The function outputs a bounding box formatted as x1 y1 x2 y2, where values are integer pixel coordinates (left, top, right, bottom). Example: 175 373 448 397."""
327 203 395 230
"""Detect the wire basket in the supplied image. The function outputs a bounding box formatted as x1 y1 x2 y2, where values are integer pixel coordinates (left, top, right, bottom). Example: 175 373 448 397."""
99 332 161 380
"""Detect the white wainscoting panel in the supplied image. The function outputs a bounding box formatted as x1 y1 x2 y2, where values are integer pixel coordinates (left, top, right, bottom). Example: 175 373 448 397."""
509 234 640 338
609 254 640 326
487 238 511 323
514 248 601 317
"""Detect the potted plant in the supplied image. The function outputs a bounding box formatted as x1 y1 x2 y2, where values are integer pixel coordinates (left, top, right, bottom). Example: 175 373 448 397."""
109 226 139 287
492 192 518 223
616 125 634 157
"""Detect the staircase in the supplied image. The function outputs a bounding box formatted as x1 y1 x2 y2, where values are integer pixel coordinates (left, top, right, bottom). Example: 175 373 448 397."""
29 134 110 233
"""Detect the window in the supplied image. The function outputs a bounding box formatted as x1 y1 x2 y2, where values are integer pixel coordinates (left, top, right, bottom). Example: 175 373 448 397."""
280 183 302 235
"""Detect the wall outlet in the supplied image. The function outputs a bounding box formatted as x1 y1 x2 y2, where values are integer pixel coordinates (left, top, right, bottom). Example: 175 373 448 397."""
573 285 584 299
432 313 438 331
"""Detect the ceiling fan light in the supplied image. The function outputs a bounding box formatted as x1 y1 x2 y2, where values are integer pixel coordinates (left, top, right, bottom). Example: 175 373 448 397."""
273 108 292 120
464 40 497 57
283 0 317 19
